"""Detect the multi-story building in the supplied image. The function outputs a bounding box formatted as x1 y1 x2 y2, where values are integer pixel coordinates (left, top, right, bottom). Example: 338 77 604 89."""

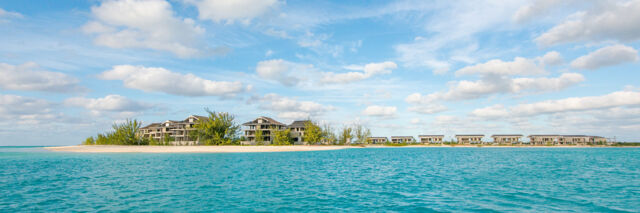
138 115 207 145
491 134 523 145
455 134 484 144
368 137 388 144
288 120 308 144
528 135 561 146
390 136 416 144
419 135 444 144
242 116 287 145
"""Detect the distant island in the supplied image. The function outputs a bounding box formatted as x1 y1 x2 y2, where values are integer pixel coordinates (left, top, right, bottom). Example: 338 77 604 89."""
76 109 637 149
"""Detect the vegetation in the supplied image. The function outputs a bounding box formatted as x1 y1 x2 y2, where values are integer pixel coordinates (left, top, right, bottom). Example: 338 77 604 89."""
254 129 264 145
321 124 338 145
353 124 371 144
82 119 148 145
272 128 292 145
338 126 353 145
612 142 640 146
190 109 241 145
303 120 323 145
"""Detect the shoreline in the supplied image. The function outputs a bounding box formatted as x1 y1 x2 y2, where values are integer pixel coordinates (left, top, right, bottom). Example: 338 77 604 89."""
43 145 638 153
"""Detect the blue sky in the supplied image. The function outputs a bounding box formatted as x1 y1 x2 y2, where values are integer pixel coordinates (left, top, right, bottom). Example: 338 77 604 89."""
1 0 640 145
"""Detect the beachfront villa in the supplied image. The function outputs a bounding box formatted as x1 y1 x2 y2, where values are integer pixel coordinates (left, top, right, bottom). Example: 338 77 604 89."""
288 120 308 144
138 115 207 145
528 135 608 146
368 137 389 144
391 136 416 144
242 116 287 145
419 135 444 144
455 135 484 144
528 135 560 145
491 134 523 145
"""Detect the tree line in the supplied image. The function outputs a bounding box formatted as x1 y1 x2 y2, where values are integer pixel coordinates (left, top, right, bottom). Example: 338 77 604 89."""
82 108 373 146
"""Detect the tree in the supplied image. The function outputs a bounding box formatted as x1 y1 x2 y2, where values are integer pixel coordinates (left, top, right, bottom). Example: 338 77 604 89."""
190 109 241 145
83 136 95 145
321 124 337 145
272 128 292 145
111 119 144 145
254 129 264 145
353 124 371 144
339 126 353 145
303 120 323 145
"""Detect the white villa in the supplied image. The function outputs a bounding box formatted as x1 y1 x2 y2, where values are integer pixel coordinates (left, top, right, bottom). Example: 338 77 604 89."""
391 136 416 144
455 134 484 144
138 115 207 145
419 135 444 144
491 134 523 145
368 137 388 144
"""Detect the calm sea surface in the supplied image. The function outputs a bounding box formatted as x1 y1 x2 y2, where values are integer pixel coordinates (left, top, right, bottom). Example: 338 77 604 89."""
1 147 639 212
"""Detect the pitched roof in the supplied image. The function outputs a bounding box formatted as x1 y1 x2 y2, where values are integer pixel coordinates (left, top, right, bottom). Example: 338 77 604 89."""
242 116 285 126
140 123 161 129
288 120 309 128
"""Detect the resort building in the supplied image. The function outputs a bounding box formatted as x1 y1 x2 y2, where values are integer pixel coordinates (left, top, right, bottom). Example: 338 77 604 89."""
368 137 388 144
242 116 287 145
528 135 561 146
138 115 207 145
419 135 444 144
390 136 416 144
455 134 484 144
491 134 523 145
288 120 308 144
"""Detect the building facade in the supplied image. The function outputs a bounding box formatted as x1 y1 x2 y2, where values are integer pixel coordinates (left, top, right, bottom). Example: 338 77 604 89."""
368 137 388 144
455 135 484 144
242 116 287 145
138 115 207 145
288 120 308 144
491 134 523 145
419 135 444 144
390 136 416 144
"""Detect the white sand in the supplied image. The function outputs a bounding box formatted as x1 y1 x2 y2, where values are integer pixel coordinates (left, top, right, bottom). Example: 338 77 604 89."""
45 145 355 153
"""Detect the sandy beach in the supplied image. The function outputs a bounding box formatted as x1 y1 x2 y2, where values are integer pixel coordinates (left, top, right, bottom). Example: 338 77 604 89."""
44 144 624 153
45 145 355 153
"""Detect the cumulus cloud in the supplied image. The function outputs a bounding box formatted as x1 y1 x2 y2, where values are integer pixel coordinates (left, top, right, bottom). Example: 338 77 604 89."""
570 44 639 70
455 56 547 76
471 90 640 119
0 62 83 93
362 105 397 117
513 0 566 23
65 94 153 113
536 0 640 46
99 65 246 97
321 61 397 84
0 94 66 125
540 51 564 66
83 0 209 57
250 93 334 120
188 0 278 24
255 59 310 86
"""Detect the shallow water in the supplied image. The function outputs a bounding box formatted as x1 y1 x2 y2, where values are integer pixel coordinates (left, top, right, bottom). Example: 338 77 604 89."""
1 147 639 212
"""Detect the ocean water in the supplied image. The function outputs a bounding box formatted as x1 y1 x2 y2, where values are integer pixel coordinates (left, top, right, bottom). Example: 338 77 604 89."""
1 147 639 212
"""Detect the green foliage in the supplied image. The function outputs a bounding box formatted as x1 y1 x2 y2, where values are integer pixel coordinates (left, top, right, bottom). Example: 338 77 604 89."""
321 124 337 145
255 129 264 145
353 124 371 144
189 109 240 145
385 142 408 146
303 120 323 145
83 136 95 145
338 126 353 145
272 128 292 145
82 119 147 145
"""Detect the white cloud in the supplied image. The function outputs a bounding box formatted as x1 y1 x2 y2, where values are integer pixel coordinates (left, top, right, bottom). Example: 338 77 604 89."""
408 73 584 103
250 93 334 120
0 8 22 20
570 44 639 70
255 59 311 86
362 105 397 117
321 61 397 84
540 51 564 66
99 65 246 97
410 118 421 125
470 104 509 118
512 90 640 116
513 0 566 23
65 94 153 113
84 0 208 57
455 56 546 76
0 94 66 125
188 0 278 24
536 0 640 46
0 62 83 93
407 104 448 114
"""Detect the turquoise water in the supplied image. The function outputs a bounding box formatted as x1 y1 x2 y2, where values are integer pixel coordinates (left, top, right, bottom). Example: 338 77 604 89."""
1 147 639 212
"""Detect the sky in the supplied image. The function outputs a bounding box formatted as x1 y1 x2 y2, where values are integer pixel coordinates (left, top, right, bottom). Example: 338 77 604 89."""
1 0 640 145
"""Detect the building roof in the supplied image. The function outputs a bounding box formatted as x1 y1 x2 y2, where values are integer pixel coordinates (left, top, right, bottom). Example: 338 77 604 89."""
288 120 309 128
140 123 161 129
369 137 388 139
418 135 445 137
455 134 484 137
242 116 285 126
491 134 523 137
561 135 590 137
528 134 560 137
391 136 415 138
